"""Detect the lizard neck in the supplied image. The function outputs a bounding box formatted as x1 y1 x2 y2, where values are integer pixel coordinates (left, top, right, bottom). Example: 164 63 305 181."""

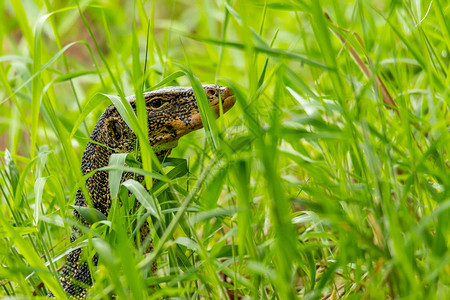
80 142 114 175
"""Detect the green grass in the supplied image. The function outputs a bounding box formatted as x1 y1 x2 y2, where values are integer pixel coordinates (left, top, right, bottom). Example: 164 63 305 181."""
1 0 449 298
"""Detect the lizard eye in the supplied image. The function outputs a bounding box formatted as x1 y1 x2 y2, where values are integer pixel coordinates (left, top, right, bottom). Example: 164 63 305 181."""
149 98 163 109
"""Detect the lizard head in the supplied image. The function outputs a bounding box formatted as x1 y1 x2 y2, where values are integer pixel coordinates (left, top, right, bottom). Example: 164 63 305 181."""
102 85 235 156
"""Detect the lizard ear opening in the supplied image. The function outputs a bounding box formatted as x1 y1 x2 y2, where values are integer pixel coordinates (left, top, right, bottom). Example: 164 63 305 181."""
106 117 122 146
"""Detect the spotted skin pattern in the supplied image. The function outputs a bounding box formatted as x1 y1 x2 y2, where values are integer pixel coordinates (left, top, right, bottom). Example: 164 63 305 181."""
51 85 235 298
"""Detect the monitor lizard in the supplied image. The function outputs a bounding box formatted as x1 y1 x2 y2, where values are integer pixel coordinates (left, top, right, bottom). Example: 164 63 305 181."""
49 85 235 298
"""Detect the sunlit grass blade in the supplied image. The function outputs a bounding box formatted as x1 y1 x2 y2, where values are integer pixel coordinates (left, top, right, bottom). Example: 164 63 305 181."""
0 217 66 298
184 33 331 71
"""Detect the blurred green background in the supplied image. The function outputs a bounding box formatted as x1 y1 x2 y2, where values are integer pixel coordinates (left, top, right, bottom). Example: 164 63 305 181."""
0 0 449 299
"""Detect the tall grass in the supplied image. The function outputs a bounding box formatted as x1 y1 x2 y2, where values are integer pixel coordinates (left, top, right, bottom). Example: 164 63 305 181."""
1 0 449 298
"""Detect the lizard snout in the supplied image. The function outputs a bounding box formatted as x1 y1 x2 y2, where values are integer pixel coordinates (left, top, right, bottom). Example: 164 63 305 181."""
218 86 235 113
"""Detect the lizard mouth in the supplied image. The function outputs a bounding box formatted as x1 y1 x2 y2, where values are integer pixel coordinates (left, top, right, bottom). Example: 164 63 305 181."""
217 86 236 113
210 96 236 114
